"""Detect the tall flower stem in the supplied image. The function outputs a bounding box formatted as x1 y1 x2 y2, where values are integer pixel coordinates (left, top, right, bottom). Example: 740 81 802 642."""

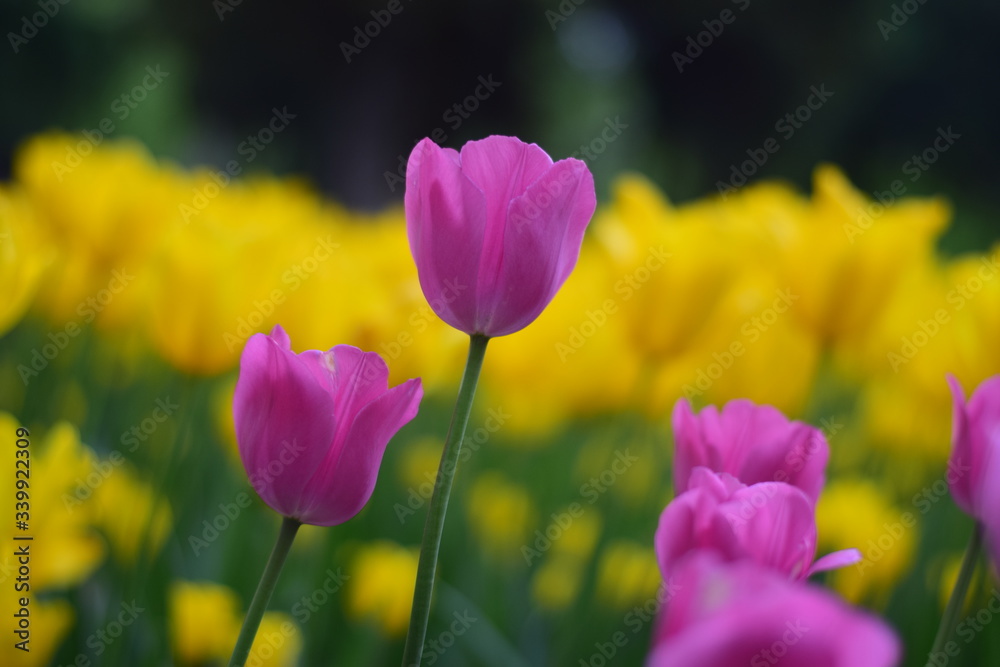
928 523 982 659
229 516 301 667
402 333 489 667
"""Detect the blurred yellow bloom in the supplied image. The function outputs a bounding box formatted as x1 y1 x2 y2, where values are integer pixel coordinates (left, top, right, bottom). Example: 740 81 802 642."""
466 472 537 564
0 414 106 665
0 185 53 337
170 580 303 666
92 462 172 564
346 541 418 636
816 478 917 607
170 580 242 664
532 555 585 612
593 540 661 610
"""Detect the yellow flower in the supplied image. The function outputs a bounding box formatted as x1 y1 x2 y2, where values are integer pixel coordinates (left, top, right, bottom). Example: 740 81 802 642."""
0 185 53 337
780 165 949 348
815 478 916 607
170 580 242 664
0 414 106 665
465 472 537 564
169 580 303 666
593 540 661 610
532 556 585 612
92 462 172 564
15 134 174 330
345 541 419 636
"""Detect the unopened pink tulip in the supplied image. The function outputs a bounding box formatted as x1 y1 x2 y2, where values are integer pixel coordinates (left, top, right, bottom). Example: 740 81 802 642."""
405 135 596 337
647 554 900 667
234 325 422 526
655 468 858 581
672 398 829 504
948 374 1000 564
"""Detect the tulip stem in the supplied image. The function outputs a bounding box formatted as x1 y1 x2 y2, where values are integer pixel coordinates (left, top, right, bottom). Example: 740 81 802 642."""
402 333 489 667
229 516 301 667
928 522 982 662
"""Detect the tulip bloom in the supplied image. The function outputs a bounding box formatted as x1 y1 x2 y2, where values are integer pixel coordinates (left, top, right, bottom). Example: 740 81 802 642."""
404 135 596 337
647 554 900 667
234 325 422 526
948 374 1000 562
672 398 828 504
655 468 858 581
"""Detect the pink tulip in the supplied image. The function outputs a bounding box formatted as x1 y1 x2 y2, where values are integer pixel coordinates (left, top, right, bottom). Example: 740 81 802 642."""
647 554 900 667
672 398 829 504
655 468 859 581
948 374 1000 562
233 325 423 526
404 135 597 337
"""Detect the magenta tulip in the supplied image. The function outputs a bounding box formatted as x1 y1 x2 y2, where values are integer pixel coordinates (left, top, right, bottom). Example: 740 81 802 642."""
233 325 423 526
948 374 1000 562
647 554 900 667
672 398 829 504
404 135 596 337
655 468 859 581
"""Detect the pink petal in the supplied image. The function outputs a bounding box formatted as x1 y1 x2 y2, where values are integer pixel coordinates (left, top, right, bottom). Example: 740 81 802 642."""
299 378 423 525
405 138 486 333
725 482 817 578
808 548 862 576
233 332 335 516
483 158 595 336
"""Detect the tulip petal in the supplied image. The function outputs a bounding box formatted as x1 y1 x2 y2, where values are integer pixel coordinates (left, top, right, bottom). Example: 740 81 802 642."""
233 332 335 516
298 378 423 525
405 138 486 332
947 375 975 514
483 159 596 335
725 482 817 578
808 548 862 576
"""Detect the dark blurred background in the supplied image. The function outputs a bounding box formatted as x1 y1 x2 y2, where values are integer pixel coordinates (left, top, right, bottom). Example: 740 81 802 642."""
3 0 998 249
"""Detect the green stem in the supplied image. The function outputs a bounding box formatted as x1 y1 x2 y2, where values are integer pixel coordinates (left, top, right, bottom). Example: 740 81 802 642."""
401 333 489 667
928 522 982 661
229 516 301 667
